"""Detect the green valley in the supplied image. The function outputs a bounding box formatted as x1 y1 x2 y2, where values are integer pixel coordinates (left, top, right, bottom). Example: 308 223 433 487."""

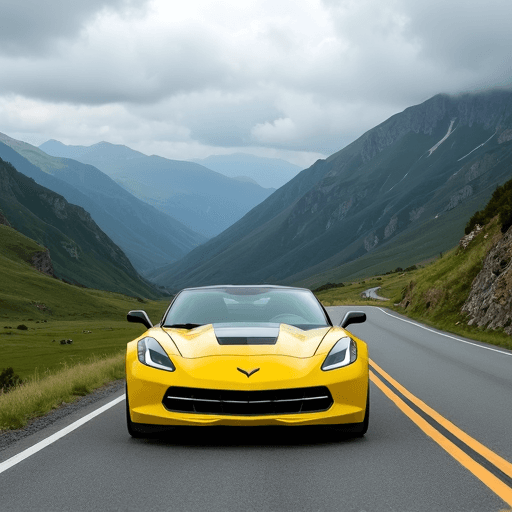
0 223 167 379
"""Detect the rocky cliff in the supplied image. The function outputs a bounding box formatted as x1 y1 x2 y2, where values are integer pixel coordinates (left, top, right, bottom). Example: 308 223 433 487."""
462 225 512 335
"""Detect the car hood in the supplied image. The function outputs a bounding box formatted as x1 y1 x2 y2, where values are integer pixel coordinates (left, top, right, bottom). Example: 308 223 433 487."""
162 323 332 359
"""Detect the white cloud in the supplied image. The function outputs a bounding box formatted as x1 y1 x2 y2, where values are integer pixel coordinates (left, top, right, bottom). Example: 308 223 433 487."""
1 0 512 163
0 0 151 57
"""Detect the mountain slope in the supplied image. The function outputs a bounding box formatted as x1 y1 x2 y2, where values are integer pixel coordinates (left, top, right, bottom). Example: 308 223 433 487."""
39 139 146 167
0 158 159 297
151 89 512 290
39 140 275 237
192 153 301 189
0 135 205 273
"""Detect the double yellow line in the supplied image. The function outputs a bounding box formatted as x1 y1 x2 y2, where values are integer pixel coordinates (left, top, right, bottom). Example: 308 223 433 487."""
369 359 512 508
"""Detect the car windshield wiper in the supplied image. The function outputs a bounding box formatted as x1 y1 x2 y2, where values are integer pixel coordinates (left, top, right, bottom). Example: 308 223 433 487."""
165 323 203 329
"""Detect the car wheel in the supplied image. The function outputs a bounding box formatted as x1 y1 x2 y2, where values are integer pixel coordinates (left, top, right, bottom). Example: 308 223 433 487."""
350 388 370 437
126 385 149 438
333 385 369 437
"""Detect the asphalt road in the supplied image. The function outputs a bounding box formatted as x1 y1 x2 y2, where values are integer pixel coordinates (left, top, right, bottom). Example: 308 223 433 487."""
1 306 511 511
361 286 389 300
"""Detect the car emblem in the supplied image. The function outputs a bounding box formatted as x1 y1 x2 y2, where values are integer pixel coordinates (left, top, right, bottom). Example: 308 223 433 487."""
237 367 260 378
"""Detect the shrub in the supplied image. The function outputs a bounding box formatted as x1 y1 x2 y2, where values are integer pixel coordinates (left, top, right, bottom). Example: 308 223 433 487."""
313 282 345 292
0 367 23 393
465 178 512 234
16 324 28 330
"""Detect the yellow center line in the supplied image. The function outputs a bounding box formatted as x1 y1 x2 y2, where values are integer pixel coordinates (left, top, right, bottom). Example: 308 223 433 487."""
370 358 512 480
369 369 512 508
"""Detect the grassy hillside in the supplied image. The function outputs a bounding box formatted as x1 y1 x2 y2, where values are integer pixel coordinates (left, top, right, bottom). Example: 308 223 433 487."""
0 225 169 379
0 157 161 298
291 196 484 288
315 218 512 350
314 271 413 307
391 219 512 348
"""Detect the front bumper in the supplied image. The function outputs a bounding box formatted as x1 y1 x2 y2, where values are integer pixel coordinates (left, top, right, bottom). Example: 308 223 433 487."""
126 344 369 427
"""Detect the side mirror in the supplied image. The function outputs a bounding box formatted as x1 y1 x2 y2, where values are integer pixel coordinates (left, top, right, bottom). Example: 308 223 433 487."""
127 310 153 330
340 311 366 329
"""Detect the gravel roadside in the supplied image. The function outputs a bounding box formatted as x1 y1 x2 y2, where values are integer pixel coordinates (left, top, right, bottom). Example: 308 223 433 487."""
0 379 125 453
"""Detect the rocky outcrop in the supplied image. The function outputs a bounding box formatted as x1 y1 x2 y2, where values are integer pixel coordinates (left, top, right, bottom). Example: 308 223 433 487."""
498 129 512 144
364 232 379 252
445 185 473 211
461 226 512 335
384 215 398 239
409 207 425 222
459 224 483 250
31 249 55 277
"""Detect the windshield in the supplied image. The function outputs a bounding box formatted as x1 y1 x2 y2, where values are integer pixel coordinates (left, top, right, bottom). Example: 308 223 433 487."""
163 287 330 330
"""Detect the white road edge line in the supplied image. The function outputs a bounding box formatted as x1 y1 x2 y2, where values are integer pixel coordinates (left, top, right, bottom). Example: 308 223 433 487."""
0 394 125 474
377 308 512 357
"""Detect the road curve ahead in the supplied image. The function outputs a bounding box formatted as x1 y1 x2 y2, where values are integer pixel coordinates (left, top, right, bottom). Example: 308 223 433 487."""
361 286 389 300
1 306 511 512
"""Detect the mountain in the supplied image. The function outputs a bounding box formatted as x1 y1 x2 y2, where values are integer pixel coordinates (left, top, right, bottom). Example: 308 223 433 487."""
0 157 159 297
192 153 302 189
0 134 205 274
39 141 275 238
149 89 512 290
39 139 146 168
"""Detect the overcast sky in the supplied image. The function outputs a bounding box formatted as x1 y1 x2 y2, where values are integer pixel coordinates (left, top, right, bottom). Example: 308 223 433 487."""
1 0 512 168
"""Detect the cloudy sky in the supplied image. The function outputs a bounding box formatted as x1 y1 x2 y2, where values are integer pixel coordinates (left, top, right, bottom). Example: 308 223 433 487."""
1 0 512 168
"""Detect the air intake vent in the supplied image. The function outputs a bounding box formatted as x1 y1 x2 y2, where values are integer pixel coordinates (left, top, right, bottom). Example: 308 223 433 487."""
213 323 279 345
162 386 333 416
216 337 276 345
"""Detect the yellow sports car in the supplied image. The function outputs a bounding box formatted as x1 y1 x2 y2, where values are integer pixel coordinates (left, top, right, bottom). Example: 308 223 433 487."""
125 285 369 437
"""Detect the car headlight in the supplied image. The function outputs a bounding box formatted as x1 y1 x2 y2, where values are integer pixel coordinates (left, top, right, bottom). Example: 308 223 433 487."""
321 336 357 371
137 337 175 372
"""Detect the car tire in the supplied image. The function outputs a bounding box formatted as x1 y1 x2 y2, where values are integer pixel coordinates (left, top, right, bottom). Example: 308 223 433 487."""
333 385 369 437
126 385 149 438
350 387 370 437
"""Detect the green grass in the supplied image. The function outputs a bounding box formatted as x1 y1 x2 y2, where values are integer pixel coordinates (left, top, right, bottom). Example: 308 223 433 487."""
387 220 512 350
0 224 169 379
0 353 125 431
315 272 414 307
0 225 171 430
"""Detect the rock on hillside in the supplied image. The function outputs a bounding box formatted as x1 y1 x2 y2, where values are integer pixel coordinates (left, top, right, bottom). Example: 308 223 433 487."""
462 225 512 334
31 249 55 277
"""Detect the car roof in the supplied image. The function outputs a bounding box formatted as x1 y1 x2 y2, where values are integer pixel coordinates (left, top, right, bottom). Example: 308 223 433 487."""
181 284 311 292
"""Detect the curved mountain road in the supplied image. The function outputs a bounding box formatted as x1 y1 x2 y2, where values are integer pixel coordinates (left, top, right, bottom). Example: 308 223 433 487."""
361 286 389 300
1 306 511 511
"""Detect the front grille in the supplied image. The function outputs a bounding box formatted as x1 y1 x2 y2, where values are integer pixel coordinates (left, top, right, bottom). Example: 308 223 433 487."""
162 386 333 416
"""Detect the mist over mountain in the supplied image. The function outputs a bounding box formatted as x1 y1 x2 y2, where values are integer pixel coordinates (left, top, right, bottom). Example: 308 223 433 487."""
0 134 205 274
192 153 302 189
0 157 159 297
149 89 512 290
40 140 275 238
